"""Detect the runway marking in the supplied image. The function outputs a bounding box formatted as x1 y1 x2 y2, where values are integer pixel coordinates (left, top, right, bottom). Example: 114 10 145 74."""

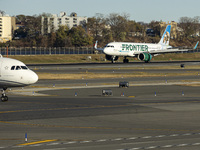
18 139 57 146
169 134 179 137
128 137 138 140
142 136 152 139
3 132 200 149
46 142 60 146
177 143 189 147
96 139 107 142
63 141 77 144
112 138 124 141
80 140 92 143
2 131 200 149
192 142 200 145
155 135 166 138
146 146 158 149
161 145 173 148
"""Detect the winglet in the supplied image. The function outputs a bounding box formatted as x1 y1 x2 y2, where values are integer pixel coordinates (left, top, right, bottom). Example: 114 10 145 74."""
94 41 104 51
94 40 98 49
194 41 199 49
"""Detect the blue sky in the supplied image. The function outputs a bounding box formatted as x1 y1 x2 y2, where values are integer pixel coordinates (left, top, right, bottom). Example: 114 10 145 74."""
1 0 200 23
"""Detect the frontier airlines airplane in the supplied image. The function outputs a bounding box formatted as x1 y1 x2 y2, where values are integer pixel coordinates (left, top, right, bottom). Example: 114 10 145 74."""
0 56 38 102
95 25 198 63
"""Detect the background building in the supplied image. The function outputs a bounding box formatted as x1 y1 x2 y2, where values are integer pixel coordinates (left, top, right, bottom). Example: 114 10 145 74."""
41 12 87 35
0 14 16 43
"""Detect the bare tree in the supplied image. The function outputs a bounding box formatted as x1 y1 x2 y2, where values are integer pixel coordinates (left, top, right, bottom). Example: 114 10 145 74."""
179 17 196 37
87 13 105 41
106 13 129 41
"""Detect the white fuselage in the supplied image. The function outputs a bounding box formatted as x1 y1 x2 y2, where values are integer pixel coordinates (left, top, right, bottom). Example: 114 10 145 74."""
0 57 38 89
103 42 171 57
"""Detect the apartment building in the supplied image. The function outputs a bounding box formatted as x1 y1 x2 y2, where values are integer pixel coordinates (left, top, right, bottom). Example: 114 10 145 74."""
41 12 87 35
0 15 16 43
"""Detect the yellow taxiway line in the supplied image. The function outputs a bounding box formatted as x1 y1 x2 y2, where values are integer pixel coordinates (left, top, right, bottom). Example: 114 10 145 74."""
18 139 57 146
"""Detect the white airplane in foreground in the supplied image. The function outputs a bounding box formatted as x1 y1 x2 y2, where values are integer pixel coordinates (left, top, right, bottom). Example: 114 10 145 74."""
95 25 199 63
0 56 38 102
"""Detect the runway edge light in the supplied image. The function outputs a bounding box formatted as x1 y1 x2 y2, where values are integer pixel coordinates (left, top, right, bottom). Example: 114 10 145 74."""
182 91 184 96
25 133 27 142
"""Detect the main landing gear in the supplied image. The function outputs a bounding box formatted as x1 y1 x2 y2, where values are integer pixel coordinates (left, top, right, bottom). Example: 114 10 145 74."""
123 57 129 63
1 88 8 102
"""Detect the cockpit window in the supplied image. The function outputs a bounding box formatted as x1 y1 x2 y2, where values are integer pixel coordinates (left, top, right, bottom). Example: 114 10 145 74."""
105 45 114 48
11 66 29 70
16 66 21 70
11 66 15 70
21 66 28 70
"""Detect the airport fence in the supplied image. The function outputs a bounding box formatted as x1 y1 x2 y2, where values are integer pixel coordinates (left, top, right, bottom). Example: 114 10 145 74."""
0 47 102 55
0 47 199 56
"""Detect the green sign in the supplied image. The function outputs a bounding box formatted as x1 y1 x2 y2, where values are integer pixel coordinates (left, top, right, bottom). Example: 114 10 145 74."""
122 44 148 51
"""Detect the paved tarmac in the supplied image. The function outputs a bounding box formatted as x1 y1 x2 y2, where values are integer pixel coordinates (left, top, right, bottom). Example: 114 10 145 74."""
1 62 200 150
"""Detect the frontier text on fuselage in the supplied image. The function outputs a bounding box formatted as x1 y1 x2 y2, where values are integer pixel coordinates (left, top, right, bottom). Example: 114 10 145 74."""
122 44 148 51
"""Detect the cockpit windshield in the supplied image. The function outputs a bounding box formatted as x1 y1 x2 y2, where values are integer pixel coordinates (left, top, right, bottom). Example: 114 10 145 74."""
21 66 28 70
11 66 29 70
105 45 114 48
16 66 21 70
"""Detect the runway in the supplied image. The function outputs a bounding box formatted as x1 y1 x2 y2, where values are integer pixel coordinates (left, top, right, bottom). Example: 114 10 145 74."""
1 62 200 150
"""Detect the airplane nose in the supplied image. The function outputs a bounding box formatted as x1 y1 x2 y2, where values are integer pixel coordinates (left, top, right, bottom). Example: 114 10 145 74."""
103 48 107 54
30 71 38 84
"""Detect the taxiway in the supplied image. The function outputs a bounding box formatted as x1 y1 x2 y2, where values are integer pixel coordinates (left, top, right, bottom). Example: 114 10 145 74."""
1 62 200 150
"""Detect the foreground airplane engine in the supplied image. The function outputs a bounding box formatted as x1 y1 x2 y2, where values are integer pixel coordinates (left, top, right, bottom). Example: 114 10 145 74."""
138 53 152 62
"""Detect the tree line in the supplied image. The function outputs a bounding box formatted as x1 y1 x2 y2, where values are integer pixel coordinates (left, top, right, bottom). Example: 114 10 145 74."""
1 12 200 48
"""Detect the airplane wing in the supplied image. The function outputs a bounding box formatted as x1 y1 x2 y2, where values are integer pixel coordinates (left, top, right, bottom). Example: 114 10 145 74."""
130 48 187 55
149 41 199 55
149 48 188 54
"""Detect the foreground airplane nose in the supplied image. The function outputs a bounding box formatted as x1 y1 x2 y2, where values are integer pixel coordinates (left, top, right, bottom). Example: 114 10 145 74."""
30 71 38 84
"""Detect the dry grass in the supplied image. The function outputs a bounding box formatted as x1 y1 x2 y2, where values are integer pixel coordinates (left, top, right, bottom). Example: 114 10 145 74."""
6 52 200 64
8 54 105 64
37 72 199 80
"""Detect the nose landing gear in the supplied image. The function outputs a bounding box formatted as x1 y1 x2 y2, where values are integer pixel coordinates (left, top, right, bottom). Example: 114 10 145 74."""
1 88 8 102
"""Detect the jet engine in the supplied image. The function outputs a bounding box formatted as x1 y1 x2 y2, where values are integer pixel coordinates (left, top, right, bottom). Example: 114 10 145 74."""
138 53 152 62
105 55 118 61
